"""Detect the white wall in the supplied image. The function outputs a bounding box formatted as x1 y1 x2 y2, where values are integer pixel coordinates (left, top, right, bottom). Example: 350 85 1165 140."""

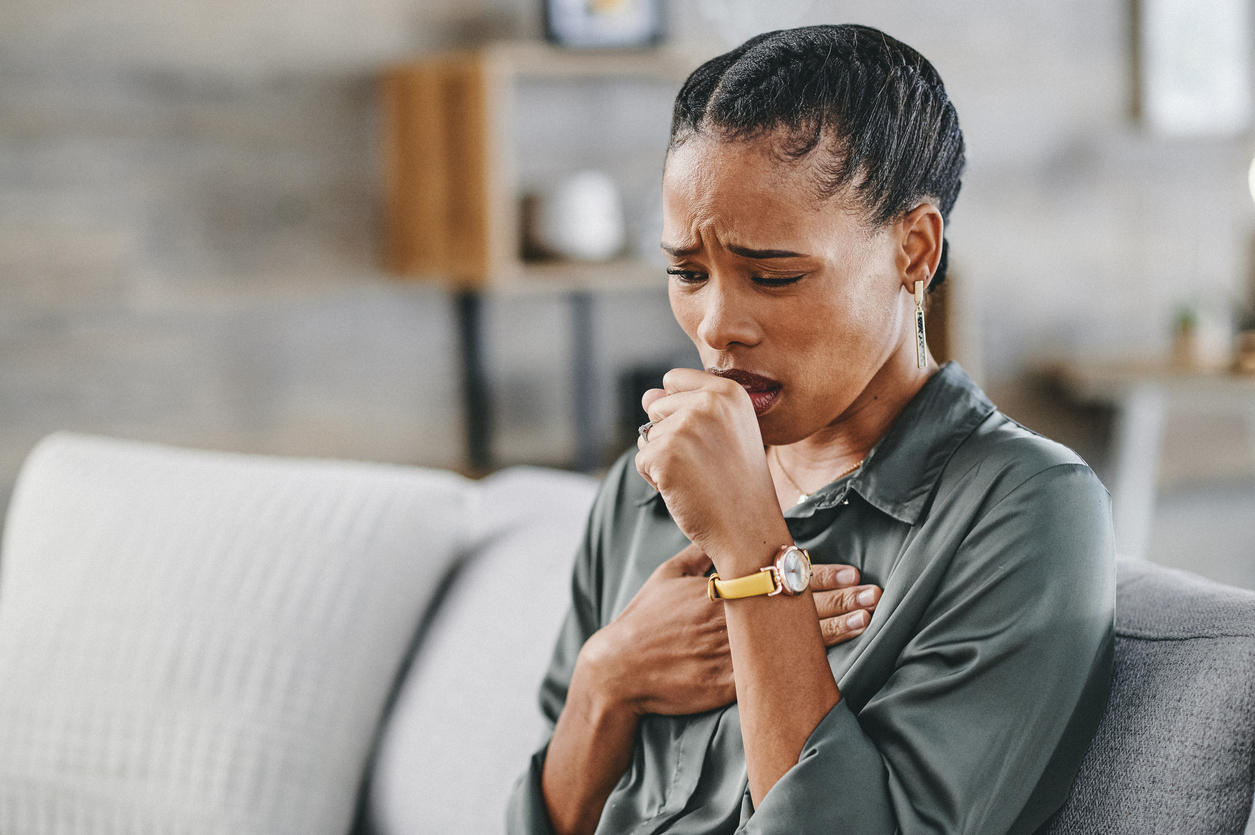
1 0 1252 500
683 1 1255 379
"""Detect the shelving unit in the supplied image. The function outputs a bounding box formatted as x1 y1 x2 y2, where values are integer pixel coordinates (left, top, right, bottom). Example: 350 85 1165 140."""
382 41 701 470
383 40 696 289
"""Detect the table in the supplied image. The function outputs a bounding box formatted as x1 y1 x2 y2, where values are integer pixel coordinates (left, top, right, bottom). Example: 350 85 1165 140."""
1050 359 1255 558
453 262 672 474
456 287 605 474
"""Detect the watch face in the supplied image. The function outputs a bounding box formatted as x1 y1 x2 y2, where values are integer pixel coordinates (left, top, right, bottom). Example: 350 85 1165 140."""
779 548 811 594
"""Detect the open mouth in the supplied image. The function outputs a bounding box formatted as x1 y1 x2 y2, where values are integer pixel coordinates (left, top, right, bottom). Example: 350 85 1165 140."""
709 368 782 416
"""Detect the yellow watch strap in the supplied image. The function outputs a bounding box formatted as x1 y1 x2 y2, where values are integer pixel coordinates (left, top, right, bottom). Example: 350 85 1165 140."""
707 568 778 601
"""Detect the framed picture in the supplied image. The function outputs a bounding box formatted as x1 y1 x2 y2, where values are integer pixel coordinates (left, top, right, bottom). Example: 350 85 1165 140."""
1138 0 1251 135
544 0 664 49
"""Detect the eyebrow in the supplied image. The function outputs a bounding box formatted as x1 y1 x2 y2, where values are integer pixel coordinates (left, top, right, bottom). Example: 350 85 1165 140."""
728 244 808 259
661 243 809 259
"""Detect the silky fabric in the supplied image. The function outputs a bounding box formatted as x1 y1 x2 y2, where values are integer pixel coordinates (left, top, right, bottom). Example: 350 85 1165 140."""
507 363 1115 834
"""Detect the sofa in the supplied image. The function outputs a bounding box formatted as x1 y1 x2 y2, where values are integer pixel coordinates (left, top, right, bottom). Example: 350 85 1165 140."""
0 433 1250 834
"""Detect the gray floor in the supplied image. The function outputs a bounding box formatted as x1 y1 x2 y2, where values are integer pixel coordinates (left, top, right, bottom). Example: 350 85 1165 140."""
1146 480 1255 591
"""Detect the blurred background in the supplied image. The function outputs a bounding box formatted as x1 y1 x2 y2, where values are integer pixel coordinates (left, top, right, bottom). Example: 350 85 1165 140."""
1 0 1253 587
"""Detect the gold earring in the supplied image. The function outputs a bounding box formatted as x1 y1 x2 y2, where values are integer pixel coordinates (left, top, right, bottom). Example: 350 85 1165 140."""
914 279 927 369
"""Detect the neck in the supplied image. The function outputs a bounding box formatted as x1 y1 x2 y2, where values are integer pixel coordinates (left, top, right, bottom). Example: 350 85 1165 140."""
772 346 938 499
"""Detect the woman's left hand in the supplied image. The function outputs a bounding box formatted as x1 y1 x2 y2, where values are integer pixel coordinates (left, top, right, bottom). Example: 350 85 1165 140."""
635 368 787 571
811 563 881 645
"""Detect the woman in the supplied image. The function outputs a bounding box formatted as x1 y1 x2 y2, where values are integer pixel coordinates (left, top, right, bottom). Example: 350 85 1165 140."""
509 24 1114 835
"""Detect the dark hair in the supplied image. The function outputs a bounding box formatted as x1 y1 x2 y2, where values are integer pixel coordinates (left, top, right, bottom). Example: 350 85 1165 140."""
669 24 964 288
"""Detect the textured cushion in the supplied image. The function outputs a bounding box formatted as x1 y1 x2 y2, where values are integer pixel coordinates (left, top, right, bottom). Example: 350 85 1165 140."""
0 433 472 835
368 465 599 835
1045 556 1255 834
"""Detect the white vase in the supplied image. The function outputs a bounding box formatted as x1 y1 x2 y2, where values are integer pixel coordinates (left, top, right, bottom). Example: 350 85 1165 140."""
535 171 626 262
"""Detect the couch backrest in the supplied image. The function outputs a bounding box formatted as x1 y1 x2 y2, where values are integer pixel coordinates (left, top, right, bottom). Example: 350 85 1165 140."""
1045 556 1255 834
0 432 474 835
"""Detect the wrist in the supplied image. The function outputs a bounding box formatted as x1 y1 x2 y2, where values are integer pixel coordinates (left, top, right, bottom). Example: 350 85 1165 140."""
708 519 795 580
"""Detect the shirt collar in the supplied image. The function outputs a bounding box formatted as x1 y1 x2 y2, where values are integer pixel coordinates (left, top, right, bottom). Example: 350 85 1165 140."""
801 362 995 524
635 362 996 524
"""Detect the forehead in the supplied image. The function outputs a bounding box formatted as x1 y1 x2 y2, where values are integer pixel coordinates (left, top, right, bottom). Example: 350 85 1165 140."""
661 134 864 246
664 134 813 204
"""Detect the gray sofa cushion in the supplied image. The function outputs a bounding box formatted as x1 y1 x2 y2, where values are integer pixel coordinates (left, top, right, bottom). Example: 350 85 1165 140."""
1045 556 1255 834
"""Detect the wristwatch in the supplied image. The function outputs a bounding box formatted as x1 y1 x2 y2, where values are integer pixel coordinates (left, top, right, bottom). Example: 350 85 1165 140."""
707 545 813 601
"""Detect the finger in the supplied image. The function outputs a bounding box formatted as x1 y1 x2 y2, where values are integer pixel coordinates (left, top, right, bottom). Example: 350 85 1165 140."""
813 585 881 619
643 389 707 423
641 387 667 412
809 563 860 591
662 367 719 394
634 447 659 491
820 609 870 647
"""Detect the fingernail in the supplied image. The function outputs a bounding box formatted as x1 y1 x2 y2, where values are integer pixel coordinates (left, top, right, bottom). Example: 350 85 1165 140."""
857 588 876 606
836 568 857 585
847 610 868 629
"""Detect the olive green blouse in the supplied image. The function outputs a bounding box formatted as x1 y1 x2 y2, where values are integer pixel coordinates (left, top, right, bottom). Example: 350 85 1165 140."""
507 363 1115 835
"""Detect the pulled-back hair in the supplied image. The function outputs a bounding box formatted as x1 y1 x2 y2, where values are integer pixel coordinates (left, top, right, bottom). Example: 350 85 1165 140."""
669 24 965 286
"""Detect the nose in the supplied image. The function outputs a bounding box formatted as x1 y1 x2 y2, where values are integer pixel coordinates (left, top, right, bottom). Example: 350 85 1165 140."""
694 275 761 352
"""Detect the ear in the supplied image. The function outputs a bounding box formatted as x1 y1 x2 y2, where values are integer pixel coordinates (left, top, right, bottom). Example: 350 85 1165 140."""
894 203 944 292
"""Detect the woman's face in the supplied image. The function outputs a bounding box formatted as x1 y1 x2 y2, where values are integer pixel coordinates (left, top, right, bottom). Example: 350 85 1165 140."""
661 133 920 447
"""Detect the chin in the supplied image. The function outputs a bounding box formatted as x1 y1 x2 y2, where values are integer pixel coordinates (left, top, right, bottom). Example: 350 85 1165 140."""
755 412 795 447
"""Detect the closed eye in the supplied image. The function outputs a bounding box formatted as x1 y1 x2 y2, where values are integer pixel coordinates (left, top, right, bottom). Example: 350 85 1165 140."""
666 268 706 285
666 269 805 288
752 275 804 287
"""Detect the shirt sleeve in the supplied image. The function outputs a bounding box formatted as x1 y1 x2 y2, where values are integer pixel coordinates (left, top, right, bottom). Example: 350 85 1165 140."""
505 460 623 835
739 463 1116 835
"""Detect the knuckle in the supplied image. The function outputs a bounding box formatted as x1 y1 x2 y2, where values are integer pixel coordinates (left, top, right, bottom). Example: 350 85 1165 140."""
813 564 859 590
812 589 836 618
837 587 859 611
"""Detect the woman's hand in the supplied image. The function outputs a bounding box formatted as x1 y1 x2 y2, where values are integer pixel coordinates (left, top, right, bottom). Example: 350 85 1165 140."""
634 368 786 573
544 546 880 834
581 545 882 717
580 543 735 717
812 563 881 644
544 545 724 835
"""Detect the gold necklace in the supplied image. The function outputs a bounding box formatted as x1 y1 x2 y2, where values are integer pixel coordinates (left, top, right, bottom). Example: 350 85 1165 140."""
772 446 864 506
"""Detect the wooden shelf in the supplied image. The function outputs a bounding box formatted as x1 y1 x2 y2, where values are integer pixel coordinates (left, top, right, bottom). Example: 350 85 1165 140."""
380 41 701 472
381 41 700 289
